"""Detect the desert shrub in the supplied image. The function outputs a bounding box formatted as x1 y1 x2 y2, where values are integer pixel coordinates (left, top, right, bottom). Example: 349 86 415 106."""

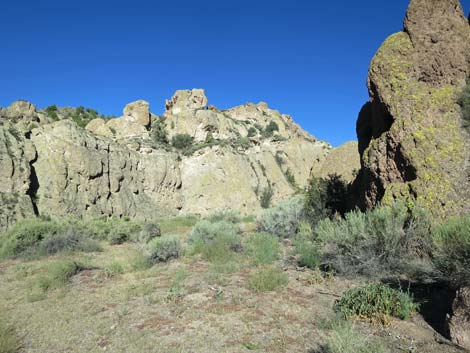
0 218 62 258
171 133 194 150
188 220 241 262
151 118 169 145
37 260 82 292
83 218 142 244
104 261 125 278
37 227 102 256
0 219 100 259
304 174 350 228
458 79 470 132
44 105 59 121
293 236 320 269
284 168 297 188
247 127 257 137
146 235 182 263
335 283 417 321
245 232 280 265
432 216 470 287
320 320 387 353
0 318 18 353
262 121 279 137
247 266 288 292
207 210 241 224
315 202 432 277
133 223 161 244
257 195 304 238
260 184 274 209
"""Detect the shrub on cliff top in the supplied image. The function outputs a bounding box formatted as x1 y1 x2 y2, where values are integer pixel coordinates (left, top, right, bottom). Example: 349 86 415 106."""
458 79 470 132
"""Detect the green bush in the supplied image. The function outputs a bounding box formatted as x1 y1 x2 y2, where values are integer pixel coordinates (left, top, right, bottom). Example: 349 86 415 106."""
0 219 101 259
257 195 304 238
133 223 161 244
247 127 257 137
188 220 241 262
335 283 417 321
44 105 59 121
104 261 125 278
284 168 297 188
260 184 274 209
315 202 432 277
151 118 169 145
262 121 279 138
245 232 280 265
171 133 194 150
320 320 387 353
37 260 82 292
247 266 288 292
293 236 320 269
458 79 470 132
83 218 142 244
304 174 350 230
146 235 182 263
0 318 18 353
432 216 470 286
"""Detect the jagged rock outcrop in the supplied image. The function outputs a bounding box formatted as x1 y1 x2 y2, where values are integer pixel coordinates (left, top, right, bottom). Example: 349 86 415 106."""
0 90 337 227
354 0 470 218
87 100 153 139
448 287 470 350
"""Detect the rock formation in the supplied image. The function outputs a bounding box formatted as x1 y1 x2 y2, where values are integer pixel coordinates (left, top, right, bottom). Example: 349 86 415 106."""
354 0 470 218
0 90 338 230
319 141 360 182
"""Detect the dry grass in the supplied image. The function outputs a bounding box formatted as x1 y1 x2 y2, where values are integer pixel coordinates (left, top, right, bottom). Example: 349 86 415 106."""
0 218 463 353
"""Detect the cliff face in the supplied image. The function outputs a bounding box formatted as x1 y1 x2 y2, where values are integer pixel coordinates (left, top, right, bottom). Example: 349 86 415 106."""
0 90 334 230
355 0 470 218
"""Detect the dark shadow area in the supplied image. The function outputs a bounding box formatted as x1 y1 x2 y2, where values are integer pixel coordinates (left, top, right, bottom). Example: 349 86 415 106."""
383 278 456 339
26 158 40 216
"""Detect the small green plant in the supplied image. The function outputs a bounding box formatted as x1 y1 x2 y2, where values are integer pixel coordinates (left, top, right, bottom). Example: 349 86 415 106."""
245 233 280 265
257 195 304 238
37 260 82 292
247 127 257 137
293 236 319 269
104 261 124 278
262 121 279 138
146 235 182 263
44 105 59 121
0 318 18 353
171 133 194 150
151 118 169 145
335 283 417 321
284 168 297 188
432 216 470 286
188 220 241 263
260 184 274 209
320 320 387 353
247 266 288 292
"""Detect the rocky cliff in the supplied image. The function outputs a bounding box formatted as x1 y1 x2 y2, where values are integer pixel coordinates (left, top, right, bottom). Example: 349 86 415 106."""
0 90 337 230
354 0 470 218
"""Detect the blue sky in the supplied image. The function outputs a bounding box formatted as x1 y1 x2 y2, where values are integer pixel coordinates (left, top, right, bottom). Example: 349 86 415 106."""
1 0 469 146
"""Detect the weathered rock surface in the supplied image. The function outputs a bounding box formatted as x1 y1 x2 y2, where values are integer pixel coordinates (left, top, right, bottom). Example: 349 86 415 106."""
0 89 342 226
0 123 36 231
354 0 470 218
448 287 470 350
30 120 182 220
319 141 360 182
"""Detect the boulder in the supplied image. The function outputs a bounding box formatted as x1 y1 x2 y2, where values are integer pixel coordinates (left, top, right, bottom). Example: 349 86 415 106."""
354 0 470 218
319 141 360 182
123 100 151 127
165 89 208 115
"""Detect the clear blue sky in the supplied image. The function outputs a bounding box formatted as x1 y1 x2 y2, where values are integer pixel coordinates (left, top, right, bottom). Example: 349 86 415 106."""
1 0 469 146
